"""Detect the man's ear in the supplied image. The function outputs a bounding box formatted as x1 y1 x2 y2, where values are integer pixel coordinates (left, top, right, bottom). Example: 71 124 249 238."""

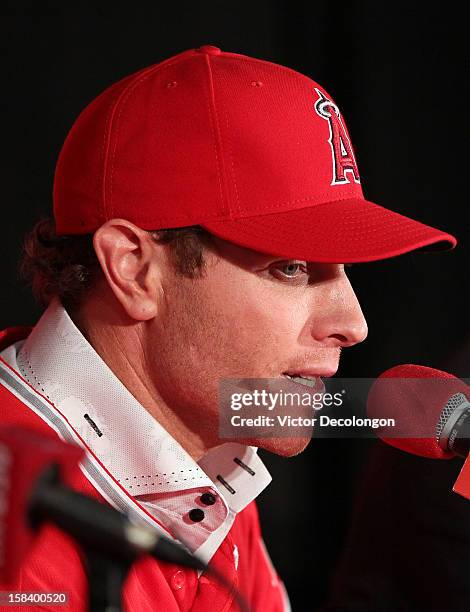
92 218 161 321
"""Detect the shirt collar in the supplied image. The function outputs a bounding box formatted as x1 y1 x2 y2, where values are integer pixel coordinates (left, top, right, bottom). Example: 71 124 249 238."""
3 296 272 562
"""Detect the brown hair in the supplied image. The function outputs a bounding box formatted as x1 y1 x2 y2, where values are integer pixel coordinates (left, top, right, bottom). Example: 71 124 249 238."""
19 217 211 314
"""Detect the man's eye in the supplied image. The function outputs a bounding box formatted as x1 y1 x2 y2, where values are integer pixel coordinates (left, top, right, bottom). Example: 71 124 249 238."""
272 261 307 279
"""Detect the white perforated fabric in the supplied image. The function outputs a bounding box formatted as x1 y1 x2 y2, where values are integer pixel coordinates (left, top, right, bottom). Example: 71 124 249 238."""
0 296 272 563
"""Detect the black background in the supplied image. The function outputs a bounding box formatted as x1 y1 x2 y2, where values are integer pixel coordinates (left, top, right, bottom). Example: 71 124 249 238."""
2 4 469 610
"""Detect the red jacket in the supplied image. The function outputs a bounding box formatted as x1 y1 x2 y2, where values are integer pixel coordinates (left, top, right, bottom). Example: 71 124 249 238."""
0 325 289 611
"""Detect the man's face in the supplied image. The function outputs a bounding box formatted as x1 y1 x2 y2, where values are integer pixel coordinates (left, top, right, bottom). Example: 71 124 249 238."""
145 235 368 457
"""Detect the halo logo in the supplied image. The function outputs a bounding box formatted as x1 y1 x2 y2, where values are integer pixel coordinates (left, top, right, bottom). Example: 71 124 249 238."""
314 88 360 186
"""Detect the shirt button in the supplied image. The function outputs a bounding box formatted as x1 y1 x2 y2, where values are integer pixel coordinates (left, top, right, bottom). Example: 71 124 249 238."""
189 508 205 522
200 492 217 506
171 570 186 591
196 45 221 55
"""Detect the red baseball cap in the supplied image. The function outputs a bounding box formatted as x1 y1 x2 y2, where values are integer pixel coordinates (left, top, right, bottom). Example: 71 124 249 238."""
53 44 456 263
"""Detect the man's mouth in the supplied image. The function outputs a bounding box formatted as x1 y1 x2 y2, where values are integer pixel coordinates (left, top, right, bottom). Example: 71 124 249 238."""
282 373 326 393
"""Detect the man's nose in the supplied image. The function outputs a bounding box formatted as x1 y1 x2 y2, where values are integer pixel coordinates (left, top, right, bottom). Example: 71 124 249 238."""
309 276 368 348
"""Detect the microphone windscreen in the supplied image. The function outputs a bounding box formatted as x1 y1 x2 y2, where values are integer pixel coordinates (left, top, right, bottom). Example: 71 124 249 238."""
0 426 83 584
367 364 468 459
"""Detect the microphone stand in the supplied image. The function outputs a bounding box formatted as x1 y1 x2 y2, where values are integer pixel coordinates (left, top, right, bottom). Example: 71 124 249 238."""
29 464 137 612
83 549 132 612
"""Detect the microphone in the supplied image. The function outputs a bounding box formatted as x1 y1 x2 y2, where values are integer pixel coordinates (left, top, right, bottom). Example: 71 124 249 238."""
0 425 206 584
367 364 470 502
0 426 250 612
366 364 470 459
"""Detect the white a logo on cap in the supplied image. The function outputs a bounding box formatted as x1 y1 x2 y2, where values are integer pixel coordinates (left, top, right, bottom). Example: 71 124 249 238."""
314 88 360 186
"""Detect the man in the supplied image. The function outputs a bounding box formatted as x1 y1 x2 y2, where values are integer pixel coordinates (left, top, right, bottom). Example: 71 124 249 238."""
0 44 456 610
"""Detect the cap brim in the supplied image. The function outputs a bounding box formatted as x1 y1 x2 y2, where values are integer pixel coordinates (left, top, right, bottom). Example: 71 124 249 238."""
201 198 457 263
